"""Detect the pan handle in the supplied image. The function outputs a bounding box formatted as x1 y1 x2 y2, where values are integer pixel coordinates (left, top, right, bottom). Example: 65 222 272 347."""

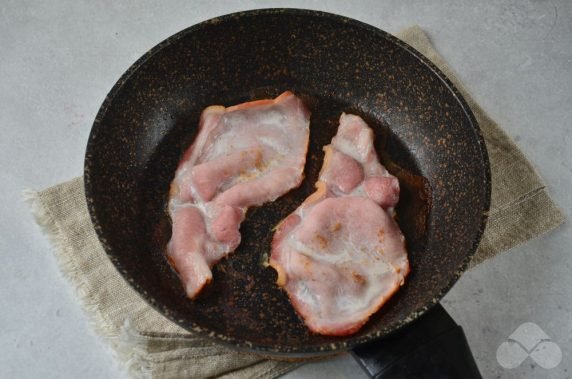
351 304 482 379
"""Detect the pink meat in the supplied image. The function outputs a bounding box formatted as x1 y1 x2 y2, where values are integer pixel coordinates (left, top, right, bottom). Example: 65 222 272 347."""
270 113 409 336
168 91 310 299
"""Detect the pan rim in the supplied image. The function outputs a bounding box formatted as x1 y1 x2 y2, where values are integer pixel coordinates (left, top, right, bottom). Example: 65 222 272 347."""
84 8 491 356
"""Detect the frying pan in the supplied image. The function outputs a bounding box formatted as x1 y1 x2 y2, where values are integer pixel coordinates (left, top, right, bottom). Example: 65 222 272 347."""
85 9 490 377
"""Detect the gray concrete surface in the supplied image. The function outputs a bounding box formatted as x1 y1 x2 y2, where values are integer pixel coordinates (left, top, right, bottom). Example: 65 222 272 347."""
1 0 570 378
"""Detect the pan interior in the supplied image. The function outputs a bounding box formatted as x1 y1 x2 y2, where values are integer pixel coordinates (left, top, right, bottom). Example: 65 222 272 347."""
85 9 489 355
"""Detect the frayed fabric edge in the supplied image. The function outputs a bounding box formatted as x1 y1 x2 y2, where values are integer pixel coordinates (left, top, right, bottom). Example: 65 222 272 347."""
23 190 130 373
118 320 154 379
24 189 119 339
24 188 186 379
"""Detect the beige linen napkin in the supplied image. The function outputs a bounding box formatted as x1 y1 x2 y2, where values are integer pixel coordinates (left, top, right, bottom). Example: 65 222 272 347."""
27 26 564 379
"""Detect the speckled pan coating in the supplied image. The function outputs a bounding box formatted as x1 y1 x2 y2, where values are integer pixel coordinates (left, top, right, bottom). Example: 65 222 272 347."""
84 9 490 357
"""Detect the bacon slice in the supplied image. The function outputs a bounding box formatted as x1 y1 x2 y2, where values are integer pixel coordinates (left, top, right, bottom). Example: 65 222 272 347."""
270 113 409 336
168 92 310 299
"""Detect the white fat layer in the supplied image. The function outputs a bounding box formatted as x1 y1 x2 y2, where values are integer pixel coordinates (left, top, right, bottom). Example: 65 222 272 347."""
349 182 366 197
334 263 393 315
170 93 310 297
296 282 319 313
331 138 364 163
204 108 304 160
273 114 408 333
286 222 397 321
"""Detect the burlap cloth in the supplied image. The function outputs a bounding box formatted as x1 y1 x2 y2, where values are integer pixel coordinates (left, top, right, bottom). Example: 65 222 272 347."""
27 26 564 378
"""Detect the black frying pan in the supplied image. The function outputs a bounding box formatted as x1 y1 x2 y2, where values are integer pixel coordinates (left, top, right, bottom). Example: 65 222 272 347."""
85 9 490 377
